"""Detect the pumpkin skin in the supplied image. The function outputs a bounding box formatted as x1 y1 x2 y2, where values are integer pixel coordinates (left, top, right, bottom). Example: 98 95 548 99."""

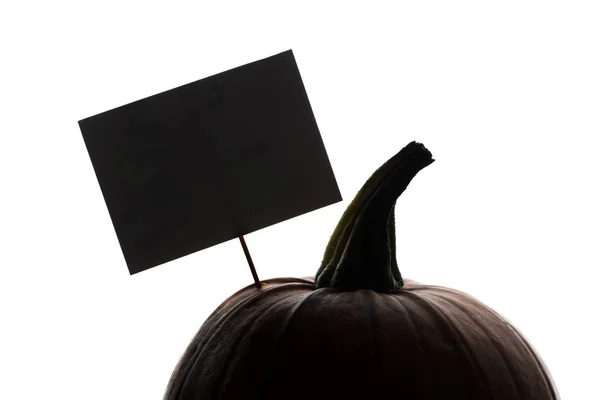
164 142 559 400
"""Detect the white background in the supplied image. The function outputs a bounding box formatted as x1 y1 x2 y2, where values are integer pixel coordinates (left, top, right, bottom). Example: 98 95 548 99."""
1 1 598 399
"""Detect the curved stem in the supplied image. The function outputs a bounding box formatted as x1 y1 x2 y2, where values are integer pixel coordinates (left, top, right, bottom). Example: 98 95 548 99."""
315 141 434 292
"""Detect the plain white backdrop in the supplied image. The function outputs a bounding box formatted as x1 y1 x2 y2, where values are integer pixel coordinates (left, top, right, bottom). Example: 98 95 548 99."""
1 1 598 398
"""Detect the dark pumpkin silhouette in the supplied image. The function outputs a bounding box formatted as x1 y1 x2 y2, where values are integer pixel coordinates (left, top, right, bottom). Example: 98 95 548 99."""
164 142 559 400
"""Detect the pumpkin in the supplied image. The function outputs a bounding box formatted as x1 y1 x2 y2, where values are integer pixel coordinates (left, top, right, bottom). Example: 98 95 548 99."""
164 142 559 400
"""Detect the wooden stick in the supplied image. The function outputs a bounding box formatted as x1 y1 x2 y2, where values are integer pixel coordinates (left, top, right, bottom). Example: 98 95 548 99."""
238 235 261 289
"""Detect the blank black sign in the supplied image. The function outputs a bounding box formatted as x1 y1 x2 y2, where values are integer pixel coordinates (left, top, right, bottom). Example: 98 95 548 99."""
79 50 342 275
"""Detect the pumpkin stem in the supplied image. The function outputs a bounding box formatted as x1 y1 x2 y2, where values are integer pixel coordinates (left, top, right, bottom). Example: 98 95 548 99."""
315 141 434 292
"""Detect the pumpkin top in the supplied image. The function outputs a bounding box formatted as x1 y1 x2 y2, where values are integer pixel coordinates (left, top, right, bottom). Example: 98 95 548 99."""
315 141 434 292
